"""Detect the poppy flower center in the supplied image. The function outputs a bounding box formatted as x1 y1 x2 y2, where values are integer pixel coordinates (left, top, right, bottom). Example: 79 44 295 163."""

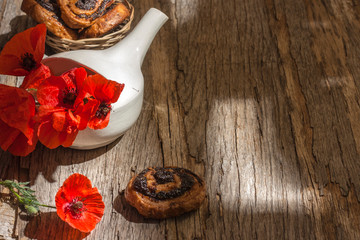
62 88 77 106
66 198 86 219
20 53 37 71
95 102 111 118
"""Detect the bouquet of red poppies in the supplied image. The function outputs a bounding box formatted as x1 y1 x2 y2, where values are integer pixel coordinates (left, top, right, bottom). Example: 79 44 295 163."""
0 24 124 156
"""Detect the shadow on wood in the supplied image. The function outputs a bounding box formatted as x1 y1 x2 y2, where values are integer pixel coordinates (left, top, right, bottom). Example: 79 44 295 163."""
0 192 18 211
0 135 122 185
0 15 36 52
113 190 202 224
24 212 90 240
0 15 56 56
113 191 159 224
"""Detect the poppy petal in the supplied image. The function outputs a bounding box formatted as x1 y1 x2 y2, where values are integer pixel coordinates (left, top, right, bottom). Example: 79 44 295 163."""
70 210 103 233
0 119 38 156
30 24 47 63
60 173 93 193
52 111 66 132
7 129 38 156
88 110 111 130
38 68 86 109
81 74 124 129
37 76 66 106
60 68 79 90
0 54 28 76
74 68 87 90
74 95 99 130
84 74 124 103
37 116 78 149
20 63 51 89
37 107 79 149
0 84 38 156
36 105 62 119
58 127 79 148
38 120 62 149
0 119 21 151
0 84 35 142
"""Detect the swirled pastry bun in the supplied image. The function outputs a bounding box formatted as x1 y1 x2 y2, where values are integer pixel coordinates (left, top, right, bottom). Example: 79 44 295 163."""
21 0 78 39
125 167 206 219
57 0 115 29
80 1 130 38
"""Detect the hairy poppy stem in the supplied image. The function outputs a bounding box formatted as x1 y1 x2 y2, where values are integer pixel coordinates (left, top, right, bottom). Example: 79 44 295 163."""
0 180 56 215
39 203 56 209
8 186 23 201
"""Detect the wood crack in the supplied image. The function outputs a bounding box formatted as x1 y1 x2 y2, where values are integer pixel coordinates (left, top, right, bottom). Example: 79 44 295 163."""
0 0 7 30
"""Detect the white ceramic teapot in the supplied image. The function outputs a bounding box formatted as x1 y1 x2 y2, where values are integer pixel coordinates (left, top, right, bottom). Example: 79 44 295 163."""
42 8 168 149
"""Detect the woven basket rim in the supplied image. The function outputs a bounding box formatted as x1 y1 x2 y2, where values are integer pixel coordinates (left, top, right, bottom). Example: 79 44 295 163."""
46 0 134 50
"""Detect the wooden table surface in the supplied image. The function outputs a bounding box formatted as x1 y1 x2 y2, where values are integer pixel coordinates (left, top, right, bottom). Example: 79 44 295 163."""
1 0 360 239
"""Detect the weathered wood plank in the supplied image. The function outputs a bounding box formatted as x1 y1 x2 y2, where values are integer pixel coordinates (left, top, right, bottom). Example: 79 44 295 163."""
0 0 360 239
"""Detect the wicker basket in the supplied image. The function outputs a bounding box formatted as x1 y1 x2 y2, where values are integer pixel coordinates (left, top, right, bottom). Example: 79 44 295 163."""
46 0 134 53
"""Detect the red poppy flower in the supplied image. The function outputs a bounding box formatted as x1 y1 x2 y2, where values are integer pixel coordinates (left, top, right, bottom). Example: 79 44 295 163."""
81 74 124 130
55 173 105 233
0 84 38 156
35 68 88 148
0 24 46 76
37 68 87 109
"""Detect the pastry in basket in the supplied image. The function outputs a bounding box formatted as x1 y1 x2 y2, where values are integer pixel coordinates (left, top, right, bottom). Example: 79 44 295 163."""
125 167 206 219
80 1 130 38
57 0 115 29
21 0 78 39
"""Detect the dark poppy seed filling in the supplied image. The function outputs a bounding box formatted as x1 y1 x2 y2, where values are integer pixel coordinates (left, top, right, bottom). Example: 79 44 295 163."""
75 0 97 10
154 169 175 184
20 53 37 72
132 167 203 200
35 0 65 23
77 0 112 19
35 0 58 12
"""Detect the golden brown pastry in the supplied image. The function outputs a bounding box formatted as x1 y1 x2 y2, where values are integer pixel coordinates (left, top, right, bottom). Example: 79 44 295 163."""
80 1 130 38
21 0 78 39
57 0 114 29
125 167 206 219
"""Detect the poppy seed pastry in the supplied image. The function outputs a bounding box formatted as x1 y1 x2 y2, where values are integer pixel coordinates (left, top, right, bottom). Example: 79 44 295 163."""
21 0 78 39
125 167 206 219
57 0 115 29
80 1 130 38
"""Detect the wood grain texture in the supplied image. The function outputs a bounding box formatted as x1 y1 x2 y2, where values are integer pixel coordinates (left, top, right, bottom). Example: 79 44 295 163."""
1 0 360 239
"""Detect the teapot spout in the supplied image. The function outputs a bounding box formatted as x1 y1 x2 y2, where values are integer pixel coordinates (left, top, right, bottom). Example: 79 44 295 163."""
104 8 169 66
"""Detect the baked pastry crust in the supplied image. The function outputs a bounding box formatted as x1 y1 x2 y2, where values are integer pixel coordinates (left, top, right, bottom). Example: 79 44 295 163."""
125 167 206 219
80 2 130 38
21 0 78 39
57 0 114 29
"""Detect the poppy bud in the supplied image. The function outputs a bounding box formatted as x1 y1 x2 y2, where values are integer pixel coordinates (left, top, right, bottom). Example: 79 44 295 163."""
25 205 39 215
3 180 13 185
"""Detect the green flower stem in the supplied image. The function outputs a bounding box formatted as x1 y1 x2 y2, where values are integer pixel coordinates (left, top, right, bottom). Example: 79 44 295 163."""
6 186 56 209
0 180 56 213
38 203 56 209
8 185 23 202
